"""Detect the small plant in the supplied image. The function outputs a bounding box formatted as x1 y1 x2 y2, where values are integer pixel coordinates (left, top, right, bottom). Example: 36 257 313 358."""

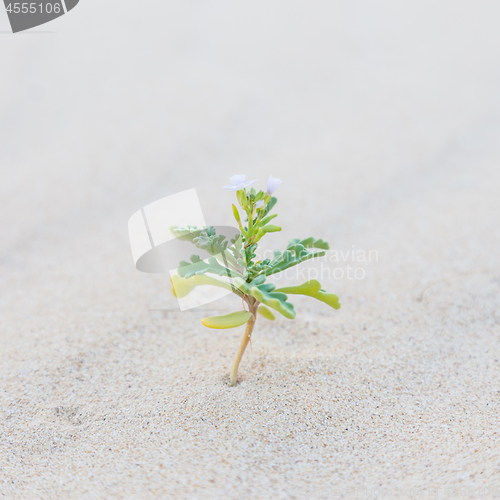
170 174 340 386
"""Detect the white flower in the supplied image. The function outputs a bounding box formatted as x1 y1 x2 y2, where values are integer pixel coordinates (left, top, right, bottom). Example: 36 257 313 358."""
266 175 282 195
255 200 265 209
223 174 258 191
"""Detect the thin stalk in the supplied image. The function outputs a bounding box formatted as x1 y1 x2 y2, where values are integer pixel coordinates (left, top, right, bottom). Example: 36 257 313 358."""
230 300 259 386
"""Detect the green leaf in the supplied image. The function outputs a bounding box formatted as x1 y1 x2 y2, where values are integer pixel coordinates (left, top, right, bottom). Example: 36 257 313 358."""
232 204 242 225
261 224 282 234
274 279 341 310
171 225 231 257
235 278 296 319
244 244 258 269
248 275 267 286
260 244 327 277
170 225 203 243
201 310 253 329
236 189 248 208
193 229 228 255
262 196 277 217
177 254 241 279
287 237 330 250
257 305 275 321
228 235 246 271
171 274 234 298
171 226 244 277
257 213 277 227
250 285 295 319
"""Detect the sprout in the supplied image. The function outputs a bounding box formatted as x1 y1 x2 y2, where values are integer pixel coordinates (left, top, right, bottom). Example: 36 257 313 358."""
171 175 340 386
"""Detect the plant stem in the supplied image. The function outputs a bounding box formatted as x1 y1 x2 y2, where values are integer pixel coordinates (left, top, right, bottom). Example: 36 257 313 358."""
230 301 258 386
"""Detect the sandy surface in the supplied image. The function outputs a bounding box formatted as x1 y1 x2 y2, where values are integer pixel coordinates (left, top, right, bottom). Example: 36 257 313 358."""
1 1 500 499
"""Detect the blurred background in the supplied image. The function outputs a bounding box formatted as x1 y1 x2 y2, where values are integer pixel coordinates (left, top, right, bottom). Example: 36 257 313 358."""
2 0 500 325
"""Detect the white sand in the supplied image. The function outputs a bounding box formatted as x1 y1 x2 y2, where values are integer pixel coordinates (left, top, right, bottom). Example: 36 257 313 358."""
1 1 500 498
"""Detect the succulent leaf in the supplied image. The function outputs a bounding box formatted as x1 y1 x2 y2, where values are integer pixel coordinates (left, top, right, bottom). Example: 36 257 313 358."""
235 278 296 319
261 224 282 234
258 245 327 277
258 213 278 227
287 237 329 250
201 310 253 329
232 204 242 225
274 279 341 310
257 305 276 321
177 255 241 279
262 196 277 217
170 274 234 298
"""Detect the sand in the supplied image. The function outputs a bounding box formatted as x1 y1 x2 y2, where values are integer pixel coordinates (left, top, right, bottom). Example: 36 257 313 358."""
1 1 500 498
